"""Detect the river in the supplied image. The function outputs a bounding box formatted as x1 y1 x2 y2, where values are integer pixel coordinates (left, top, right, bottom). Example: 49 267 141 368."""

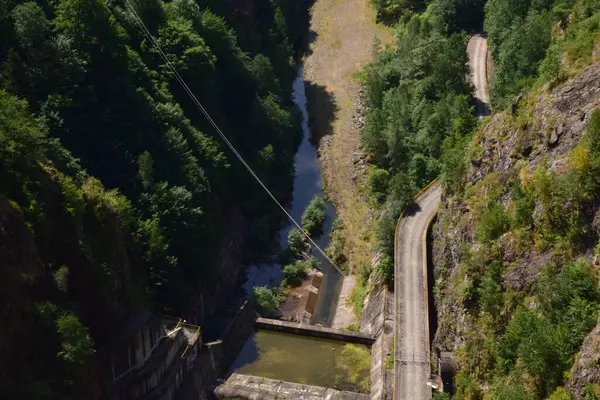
244 68 343 326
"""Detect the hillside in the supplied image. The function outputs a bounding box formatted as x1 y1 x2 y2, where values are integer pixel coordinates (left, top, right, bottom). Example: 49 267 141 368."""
0 0 307 397
433 47 600 400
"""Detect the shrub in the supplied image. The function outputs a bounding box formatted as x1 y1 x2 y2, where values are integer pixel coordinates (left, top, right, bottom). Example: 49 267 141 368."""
349 279 367 318
377 255 394 287
476 203 510 242
252 286 283 316
282 258 315 287
477 260 503 317
368 168 390 204
301 196 327 237
56 312 95 366
287 227 305 256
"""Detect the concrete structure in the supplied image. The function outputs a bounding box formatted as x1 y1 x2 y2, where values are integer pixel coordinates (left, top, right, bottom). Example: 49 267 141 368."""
176 299 258 399
360 283 393 400
255 318 376 345
104 313 201 400
103 298 258 400
394 183 441 400
214 374 370 400
332 275 358 329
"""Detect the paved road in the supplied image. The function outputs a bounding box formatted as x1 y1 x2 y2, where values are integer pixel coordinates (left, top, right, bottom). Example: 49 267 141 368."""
394 183 441 400
393 36 489 400
467 34 490 115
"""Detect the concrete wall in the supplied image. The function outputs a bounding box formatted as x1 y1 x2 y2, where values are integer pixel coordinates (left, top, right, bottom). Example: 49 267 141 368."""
360 281 394 400
176 298 257 400
105 315 201 400
214 374 370 400
255 318 375 345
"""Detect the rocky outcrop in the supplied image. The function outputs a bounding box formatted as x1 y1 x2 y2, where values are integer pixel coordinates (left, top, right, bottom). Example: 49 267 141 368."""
567 317 600 397
432 62 600 385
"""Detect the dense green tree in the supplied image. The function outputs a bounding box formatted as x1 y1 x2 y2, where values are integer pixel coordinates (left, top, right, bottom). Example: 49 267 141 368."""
0 0 308 395
301 196 327 237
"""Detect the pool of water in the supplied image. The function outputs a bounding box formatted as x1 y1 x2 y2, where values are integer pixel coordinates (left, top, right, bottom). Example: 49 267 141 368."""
245 67 342 326
230 330 371 393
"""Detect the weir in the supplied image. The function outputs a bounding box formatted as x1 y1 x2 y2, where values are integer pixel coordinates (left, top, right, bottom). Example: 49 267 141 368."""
255 317 376 345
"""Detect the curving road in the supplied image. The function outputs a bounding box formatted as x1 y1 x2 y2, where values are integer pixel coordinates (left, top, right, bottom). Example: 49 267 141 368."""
467 34 490 115
393 183 441 400
393 35 489 400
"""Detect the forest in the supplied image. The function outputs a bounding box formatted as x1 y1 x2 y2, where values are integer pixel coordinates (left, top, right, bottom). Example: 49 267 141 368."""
361 0 480 283
0 0 307 397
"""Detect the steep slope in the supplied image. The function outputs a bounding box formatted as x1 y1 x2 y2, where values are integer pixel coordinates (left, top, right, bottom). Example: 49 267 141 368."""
0 0 308 397
433 62 600 398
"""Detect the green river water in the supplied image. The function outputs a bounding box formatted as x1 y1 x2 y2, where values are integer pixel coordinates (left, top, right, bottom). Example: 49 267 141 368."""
230 330 371 393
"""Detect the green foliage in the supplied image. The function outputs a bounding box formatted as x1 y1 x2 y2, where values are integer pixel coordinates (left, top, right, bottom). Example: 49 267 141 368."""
477 260 503 317
137 151 154 189
361 13 475 262
476 203 511 242
56 312 94 366
0 0 308 395
452 113 600 398
301 196 327 237
53 266 69 293
368 168 390 204
282 258 316 287
485 0 600 109
584 384 600 400
334 344 371 393
350 274 368 318
345 323 361 332
252 286 283 316
377 255 394 287
548 387 572 400
287 227 305 256
454 371 482 400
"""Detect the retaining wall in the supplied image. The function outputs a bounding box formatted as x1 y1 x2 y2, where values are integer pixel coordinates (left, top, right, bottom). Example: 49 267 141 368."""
176 299 257 400
255 318 376 345
360 281 394 400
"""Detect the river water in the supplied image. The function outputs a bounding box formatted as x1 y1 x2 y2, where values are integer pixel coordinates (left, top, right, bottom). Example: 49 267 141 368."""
244 68 343 326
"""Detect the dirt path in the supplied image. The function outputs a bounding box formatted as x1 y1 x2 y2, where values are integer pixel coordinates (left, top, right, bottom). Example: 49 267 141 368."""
303 0 392 271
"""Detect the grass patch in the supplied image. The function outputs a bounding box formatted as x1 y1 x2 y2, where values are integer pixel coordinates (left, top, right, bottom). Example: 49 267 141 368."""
345 323 361 331
349 278 367 318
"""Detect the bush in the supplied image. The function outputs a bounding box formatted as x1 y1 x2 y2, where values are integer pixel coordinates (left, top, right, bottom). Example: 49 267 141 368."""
476 203 511 242
287 227 305 256
349 279 367 318
56 312 95 366
477 260 503 317
252 286 283 316
377 255 394 287
301 196 327 237
282 258 316 287
368 168 390 204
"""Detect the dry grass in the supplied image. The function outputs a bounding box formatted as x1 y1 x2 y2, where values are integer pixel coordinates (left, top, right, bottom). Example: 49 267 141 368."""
303 0 393 272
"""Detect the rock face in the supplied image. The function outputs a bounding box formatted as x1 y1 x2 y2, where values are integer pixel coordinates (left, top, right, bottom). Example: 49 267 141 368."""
432 62 600 392
567 318 600 397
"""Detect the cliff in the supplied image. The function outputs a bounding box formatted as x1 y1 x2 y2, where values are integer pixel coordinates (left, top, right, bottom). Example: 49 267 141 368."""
432 61 600 397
